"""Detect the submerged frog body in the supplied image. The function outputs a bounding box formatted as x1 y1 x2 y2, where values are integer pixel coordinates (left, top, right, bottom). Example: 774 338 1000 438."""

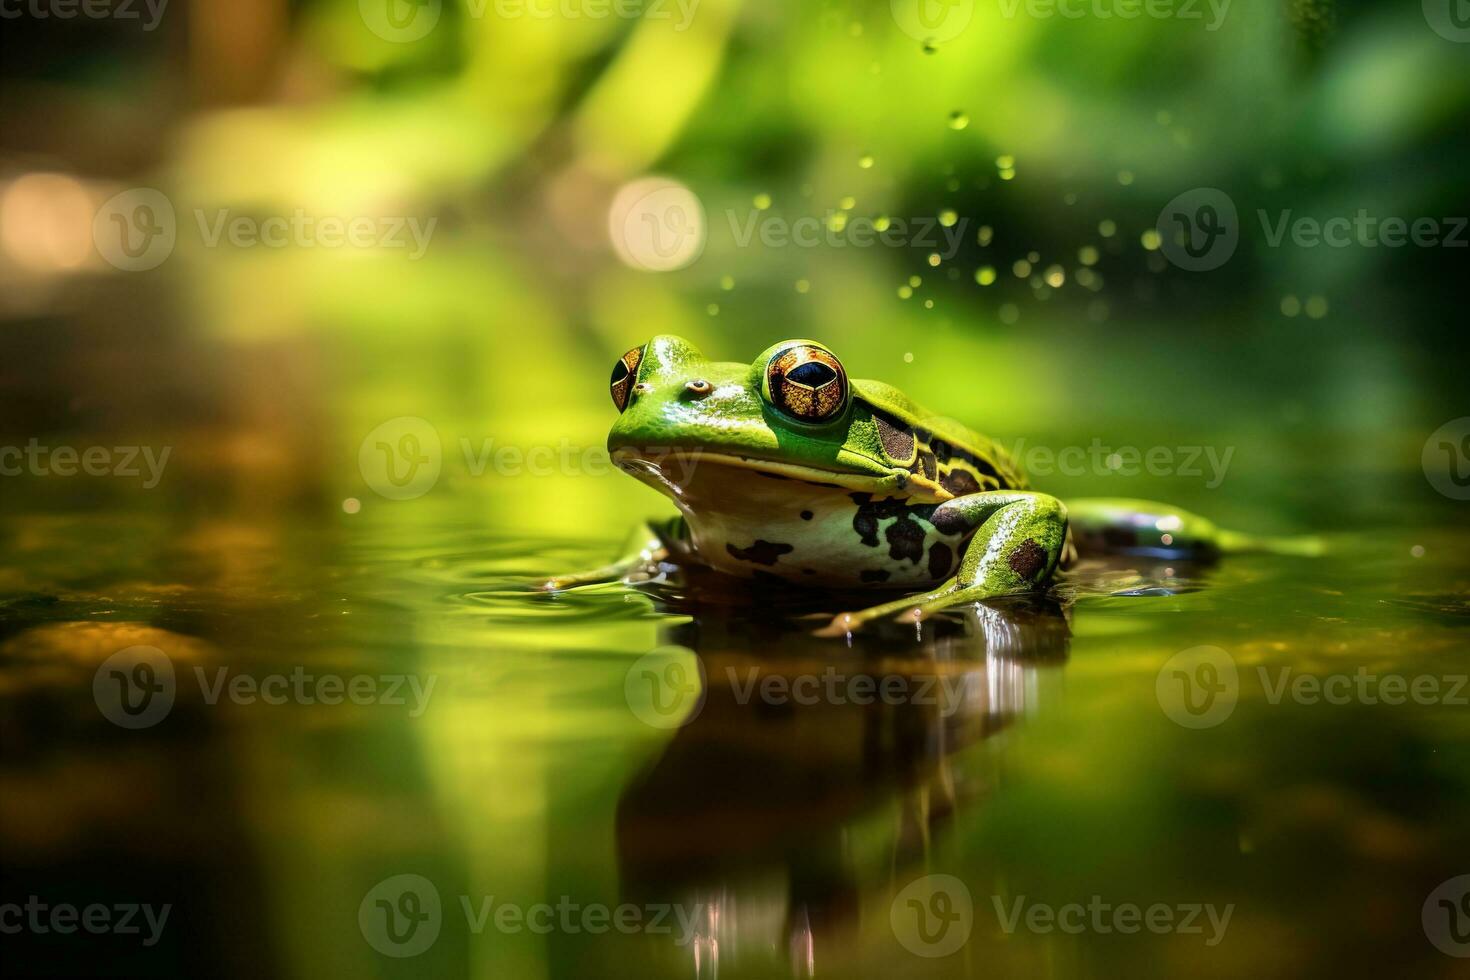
547 336 1312 632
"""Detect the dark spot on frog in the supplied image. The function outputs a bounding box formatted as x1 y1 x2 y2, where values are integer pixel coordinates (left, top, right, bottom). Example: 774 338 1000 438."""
757 471 792 482
928 541 953 579
1007 538 1048 580
726 540 794 566
940 468 981 497
860 569 891 583
885 518 925 564
849 493 938 559
930 505 972 536
800 510 814 521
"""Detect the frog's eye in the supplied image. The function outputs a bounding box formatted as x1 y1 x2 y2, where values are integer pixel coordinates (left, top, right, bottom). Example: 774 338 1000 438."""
610 345 645 413
764 344 848 423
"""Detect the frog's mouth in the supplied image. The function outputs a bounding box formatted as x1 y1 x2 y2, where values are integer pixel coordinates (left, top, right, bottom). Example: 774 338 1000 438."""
610 446 904 498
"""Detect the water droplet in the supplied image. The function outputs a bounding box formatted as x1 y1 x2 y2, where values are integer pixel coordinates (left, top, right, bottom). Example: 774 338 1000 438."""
1099 219 1117 238
1140 229 1162 251
975 266 997 286
1281 295 1301 317
897 285 913 299
753 193 772 210
795 279 811 294
720 274 735 290
1078 245 1100 266
706 303 720 316
342 497 361 514
1305 295 1329 319
839 195 856 210
977 225 993 246
903 352 914 363
948 111 969 130
1044 265 1065 288
874 215 892 232
1117 170 1135 186
908 275 922 288
998 303 1020 325
923 299 934 309
927 253 941 267
858 154 874 169
1012 259 1032 278
938 209 958 227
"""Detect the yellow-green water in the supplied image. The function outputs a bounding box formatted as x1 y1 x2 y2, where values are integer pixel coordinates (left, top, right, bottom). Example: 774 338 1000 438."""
3 501 1468 977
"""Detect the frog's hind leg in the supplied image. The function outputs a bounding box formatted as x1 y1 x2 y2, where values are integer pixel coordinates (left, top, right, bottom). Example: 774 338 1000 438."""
539 517 682 591
1066 498 1324 559
818 492 1068 635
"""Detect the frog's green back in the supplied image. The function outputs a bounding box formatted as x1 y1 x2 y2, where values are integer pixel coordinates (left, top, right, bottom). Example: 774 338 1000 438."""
849 378 1029 494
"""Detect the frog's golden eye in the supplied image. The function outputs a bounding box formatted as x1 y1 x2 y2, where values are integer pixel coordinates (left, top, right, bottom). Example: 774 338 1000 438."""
765 344 848 423
609 345 644 413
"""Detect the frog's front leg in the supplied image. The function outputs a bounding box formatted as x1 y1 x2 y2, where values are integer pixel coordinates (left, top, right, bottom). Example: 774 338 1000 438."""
540 517 683 591
819 492 1067 635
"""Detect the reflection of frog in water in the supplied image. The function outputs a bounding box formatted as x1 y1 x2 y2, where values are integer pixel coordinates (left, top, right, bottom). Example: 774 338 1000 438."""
613 598 1070 976
547 336 1316 633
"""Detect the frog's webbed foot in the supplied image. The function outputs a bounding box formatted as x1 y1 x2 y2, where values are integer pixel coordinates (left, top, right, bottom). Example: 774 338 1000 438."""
539 518 678 591
815 491 1068 636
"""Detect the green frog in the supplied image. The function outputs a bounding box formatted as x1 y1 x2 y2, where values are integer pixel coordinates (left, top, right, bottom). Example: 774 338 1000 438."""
544 335 1311 633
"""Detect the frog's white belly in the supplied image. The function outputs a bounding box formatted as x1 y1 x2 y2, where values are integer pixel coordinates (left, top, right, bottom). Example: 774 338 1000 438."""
620 453 969 588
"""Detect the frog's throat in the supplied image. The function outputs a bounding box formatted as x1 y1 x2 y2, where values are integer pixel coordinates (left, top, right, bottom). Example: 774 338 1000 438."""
610 447 927 499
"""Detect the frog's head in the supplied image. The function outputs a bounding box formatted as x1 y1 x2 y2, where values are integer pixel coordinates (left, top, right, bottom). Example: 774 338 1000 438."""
606 334 908 498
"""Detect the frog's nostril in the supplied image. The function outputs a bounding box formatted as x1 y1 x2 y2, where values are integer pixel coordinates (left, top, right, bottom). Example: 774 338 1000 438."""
684 379 713 398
